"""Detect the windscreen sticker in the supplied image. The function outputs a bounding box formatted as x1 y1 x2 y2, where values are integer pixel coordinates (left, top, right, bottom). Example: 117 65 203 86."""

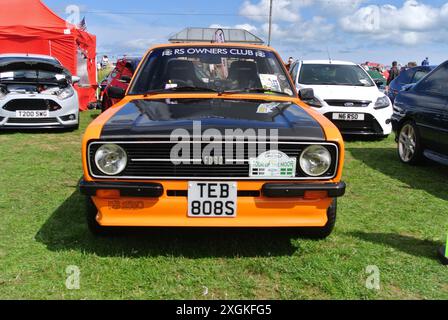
284 89 293 96
259 74 282 92
0 72 13 79
165 83 178 89
256 102 281 114
249 150 297 178
162 48 263 57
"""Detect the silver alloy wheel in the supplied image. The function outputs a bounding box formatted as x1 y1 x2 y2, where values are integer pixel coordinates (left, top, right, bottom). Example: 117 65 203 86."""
398 124 417 162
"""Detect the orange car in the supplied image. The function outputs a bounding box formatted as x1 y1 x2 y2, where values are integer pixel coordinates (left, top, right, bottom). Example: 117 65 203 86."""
79 43 346 238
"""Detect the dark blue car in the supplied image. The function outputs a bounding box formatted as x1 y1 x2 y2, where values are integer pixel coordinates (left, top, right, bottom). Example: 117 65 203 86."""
391 60 448 165
387 65 436 103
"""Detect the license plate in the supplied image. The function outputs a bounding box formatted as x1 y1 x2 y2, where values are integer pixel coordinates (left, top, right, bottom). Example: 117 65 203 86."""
332 113 365 121
188 182 237 218
15 111 49 118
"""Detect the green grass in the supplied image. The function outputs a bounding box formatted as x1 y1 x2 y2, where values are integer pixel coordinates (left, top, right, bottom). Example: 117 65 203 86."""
1 112 447 300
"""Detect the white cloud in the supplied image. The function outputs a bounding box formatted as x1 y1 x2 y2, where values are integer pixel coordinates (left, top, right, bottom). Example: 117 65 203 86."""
239 0 304 22
234 24 259 34
209 23 258 34
318 0 366 15
340 0 448 45
258 15 335 44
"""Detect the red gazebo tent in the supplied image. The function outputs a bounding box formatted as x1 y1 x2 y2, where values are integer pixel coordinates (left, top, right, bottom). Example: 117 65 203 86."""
0 0 97 110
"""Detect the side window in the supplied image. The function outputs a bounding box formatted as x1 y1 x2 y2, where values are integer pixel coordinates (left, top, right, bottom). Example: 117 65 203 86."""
414 63 448 96
412 70 429 83
398 69 414 84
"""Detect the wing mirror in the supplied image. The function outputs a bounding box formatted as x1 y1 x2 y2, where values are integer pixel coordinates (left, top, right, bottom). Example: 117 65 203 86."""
119 75 132 84
72 76 81 84
299 88 315 100
298 88 323 108
374 79 384 87
108 86 126 100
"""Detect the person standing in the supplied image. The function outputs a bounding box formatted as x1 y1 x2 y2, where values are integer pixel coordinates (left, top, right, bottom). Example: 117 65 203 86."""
387 61 400 86
101 55 109 69
285 57 294 71
421 57 430 66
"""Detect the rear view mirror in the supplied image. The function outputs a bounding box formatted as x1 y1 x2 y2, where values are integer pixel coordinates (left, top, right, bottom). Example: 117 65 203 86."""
108 86 126 100
119 75 132 84
299 88 315 100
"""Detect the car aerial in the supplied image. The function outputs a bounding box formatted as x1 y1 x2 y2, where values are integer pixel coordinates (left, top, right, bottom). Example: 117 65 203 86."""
392 60 448 165
290 60 393 138
99 56 141 112
387 65 436 104
0 54 80 130
79 43 346 238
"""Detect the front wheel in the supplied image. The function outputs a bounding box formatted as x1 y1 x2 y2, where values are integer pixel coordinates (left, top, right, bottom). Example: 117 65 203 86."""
398 121 423 165
298 199 337 239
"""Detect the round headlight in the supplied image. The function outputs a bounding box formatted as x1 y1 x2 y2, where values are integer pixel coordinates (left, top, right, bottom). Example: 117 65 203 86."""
299 145 332 177
95 144 127 176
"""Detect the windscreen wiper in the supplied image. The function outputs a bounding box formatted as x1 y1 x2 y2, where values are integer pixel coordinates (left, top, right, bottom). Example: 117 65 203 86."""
144 86 218 95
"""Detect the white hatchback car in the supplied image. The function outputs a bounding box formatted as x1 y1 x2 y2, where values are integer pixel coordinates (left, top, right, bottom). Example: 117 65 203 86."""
290 60 393 138
0 54 80 130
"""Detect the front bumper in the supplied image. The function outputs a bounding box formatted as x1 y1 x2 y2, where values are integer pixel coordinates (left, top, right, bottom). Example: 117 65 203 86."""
0 94 79 129
314 104 393 136
79 180 346 227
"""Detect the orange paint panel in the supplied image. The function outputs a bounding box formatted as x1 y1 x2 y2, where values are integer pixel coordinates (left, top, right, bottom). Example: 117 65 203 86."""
92 195 332 228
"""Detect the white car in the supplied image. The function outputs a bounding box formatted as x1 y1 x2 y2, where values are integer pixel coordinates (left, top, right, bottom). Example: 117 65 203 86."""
290 60 393 138
0 54 80 130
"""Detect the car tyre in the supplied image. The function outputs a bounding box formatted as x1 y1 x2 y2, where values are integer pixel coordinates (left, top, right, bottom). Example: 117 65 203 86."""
298 199 337 239
86 196 118 236
398 121 423 165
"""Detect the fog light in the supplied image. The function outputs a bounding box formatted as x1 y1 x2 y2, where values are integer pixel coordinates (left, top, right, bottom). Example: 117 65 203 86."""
69 114 76 121
304 191 328 200
96 189 120 199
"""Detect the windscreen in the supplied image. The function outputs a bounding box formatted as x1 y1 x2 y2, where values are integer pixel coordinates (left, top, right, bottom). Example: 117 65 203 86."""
299 64 375 87
129 47 294 96
0 70 67 83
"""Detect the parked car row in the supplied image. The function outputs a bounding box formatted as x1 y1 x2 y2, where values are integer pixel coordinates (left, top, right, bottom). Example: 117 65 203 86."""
1 44 446 237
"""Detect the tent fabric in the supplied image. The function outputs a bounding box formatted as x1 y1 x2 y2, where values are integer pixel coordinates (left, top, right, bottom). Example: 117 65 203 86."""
0 0 97 110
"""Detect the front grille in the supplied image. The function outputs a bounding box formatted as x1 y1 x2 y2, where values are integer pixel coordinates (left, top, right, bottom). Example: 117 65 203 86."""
88 141 339 180
7 117 59 124
2 99 62 112
325 113 383 135
325 100 371 107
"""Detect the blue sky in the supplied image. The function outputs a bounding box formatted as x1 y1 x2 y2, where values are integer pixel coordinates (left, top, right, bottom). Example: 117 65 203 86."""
46 0 448 65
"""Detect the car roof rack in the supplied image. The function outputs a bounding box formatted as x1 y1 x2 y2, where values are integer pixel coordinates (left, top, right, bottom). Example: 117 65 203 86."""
168 27 265 45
